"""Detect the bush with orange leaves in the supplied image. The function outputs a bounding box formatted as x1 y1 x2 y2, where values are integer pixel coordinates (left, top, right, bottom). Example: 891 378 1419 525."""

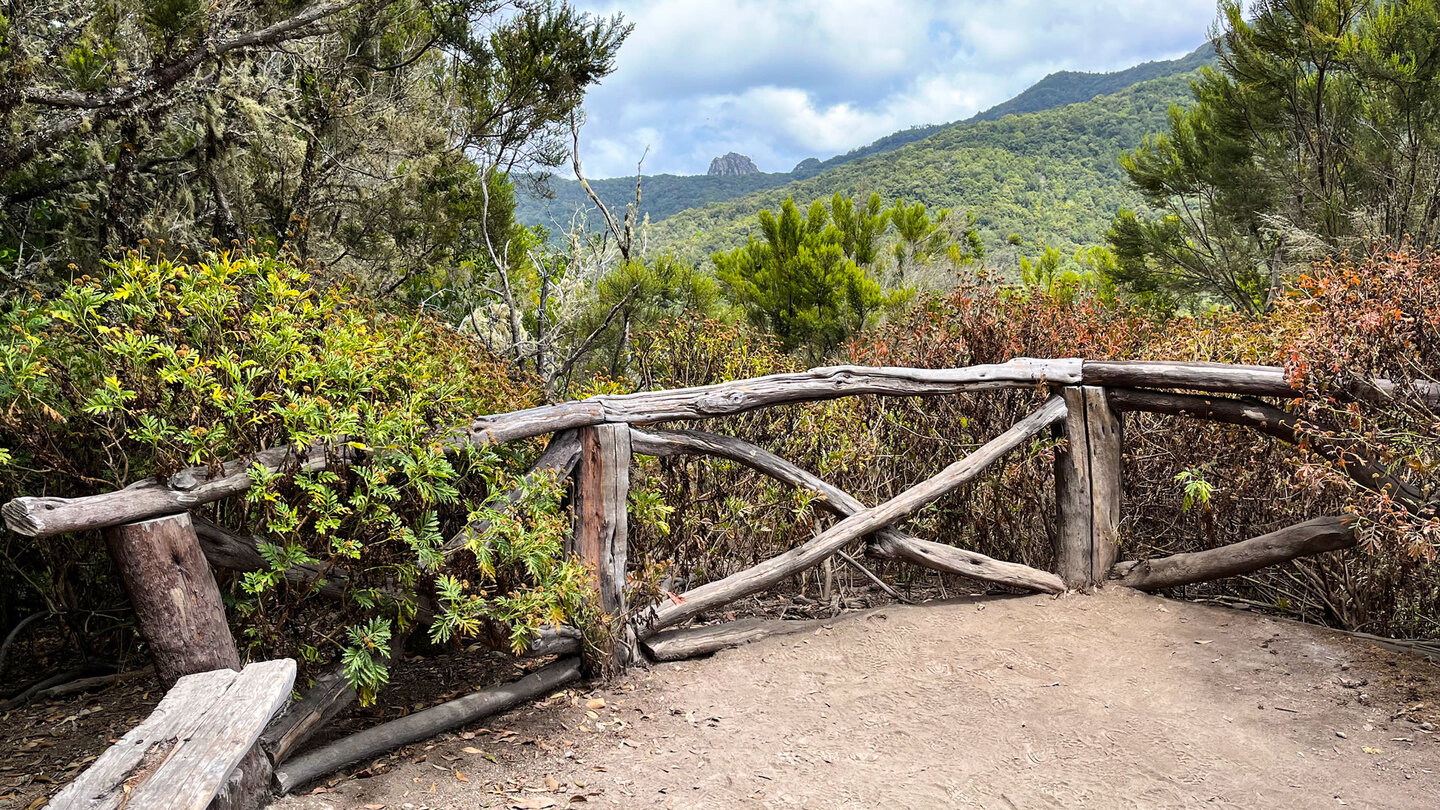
632 252 1437 639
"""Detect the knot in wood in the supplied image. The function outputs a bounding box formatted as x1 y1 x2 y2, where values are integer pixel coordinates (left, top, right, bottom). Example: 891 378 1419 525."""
695 390 751 415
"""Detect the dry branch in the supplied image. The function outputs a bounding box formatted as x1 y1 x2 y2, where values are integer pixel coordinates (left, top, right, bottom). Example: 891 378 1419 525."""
642 618 829 661
645 397 1067 633
1109 516 1357 591
1106 387 1427 512
630 426 1064 594
274 657 581 793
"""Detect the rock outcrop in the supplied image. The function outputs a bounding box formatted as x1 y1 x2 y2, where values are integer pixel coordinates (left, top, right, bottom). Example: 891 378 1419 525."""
707 152 760 176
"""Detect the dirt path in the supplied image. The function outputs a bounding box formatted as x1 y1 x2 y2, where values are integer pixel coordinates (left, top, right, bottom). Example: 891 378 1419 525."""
275 588 1439 809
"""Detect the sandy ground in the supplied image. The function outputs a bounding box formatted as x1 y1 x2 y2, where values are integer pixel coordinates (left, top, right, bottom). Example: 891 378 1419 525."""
272 588 1439 810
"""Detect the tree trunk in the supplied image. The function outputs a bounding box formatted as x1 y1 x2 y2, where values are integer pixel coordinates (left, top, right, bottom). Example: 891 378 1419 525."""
104 513 241 688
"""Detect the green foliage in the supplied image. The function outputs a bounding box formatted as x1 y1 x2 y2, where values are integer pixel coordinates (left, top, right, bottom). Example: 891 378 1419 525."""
1108 0 1440 312
713 197 903 358
342 617 393 705
1015 244 1117 305
0 1 630 294
448 469 596 654
574 255 729 380
0 251 597 698
1174 466 1216 513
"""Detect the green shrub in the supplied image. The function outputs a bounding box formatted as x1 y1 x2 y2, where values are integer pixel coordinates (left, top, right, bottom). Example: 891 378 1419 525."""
0 249 597 700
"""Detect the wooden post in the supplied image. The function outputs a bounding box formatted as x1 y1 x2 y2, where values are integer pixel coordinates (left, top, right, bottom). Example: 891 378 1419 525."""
572 424 631 617
1053 386 1123 589
104 512 241 688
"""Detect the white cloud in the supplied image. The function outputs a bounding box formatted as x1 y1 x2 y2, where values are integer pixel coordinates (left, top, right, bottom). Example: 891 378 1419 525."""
570 0 1217 177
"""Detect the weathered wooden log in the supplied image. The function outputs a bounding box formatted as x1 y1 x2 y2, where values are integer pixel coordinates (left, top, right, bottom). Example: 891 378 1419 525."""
50 659 295 810
865 532 1065 593
437 429 582 569
630 427 1064 593
1109 516 1357 591
642 618 829 661
1106 387 1427 512
29 666 153 701
1053 386 1123 589
522 625 584 658
104 513 241 688
3 442 339 538
1080 361 1295 396
646 397 1067 633
9 358 1432 539
572 424 630 617
1338 375 1440 409
260 662 357 768
461 360 1078 446
1053 388 1091 588
1083 387 1124 578
2 363 1078 538
259 625 577 768
274 657 582 793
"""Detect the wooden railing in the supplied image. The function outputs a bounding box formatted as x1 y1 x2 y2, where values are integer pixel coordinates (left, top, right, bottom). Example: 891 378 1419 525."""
8 357 1431 803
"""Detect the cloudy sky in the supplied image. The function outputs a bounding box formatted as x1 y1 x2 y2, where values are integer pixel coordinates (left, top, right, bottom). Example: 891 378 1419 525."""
570 0 1218 178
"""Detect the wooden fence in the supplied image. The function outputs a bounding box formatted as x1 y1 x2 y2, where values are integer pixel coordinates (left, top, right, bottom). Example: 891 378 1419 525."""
7 358 1430 806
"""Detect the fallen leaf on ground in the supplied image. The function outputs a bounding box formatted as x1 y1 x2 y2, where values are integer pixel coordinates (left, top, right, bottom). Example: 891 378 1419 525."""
462 746 484 754
455 770 469 782
586 698 605 710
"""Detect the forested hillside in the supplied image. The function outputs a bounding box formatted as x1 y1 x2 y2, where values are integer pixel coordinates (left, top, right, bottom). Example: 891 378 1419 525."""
518 46 1212 233
964 44 1211 124
648 69 1201 264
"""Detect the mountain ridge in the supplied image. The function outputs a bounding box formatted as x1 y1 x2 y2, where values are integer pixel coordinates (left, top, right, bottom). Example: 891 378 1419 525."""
515 44 1214 239
645 67 1204 265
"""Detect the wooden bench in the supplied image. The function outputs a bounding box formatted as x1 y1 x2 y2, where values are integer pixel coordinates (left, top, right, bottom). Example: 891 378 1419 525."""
49 659 295 810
